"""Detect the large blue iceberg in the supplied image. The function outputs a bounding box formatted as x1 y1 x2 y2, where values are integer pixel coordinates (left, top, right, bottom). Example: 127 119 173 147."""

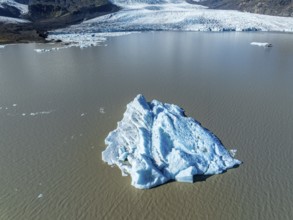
102 95 241 189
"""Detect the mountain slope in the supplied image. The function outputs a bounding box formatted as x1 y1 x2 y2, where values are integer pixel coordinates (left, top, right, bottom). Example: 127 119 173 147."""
28 0 119 25
198 0 293 17
0 0 118 44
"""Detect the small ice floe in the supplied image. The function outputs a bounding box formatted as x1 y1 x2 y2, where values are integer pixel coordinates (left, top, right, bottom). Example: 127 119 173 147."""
12 104 17 107
29 110 54 116
37 193 43 199
81 113 86 117
250 42 272 47
230 149 237 157
34 49 51 53
34 47 69 53
0 45 5 49
99 107 105 114
102 94 241 189
22 113 26 116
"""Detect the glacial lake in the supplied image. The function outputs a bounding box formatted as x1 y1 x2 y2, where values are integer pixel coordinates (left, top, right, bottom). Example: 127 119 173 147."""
0 32 293 220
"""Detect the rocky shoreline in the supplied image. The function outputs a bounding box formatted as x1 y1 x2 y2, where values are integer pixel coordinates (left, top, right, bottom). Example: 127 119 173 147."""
0 23 47 44
0 1 119 44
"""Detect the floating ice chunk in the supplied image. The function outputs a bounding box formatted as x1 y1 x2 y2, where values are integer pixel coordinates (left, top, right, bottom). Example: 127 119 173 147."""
29 110 54 116
250 42 272 47
102 95 241 189
37 193 43 199
99 107 105 114
0 45 5 49
12 104 17 107
34 49 51 53
34 47 67 53
81 113 85 117
175 166 197 183
230 149 237 157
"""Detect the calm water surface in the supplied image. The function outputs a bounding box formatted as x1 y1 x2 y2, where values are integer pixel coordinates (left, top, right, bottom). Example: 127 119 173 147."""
0 32 293 220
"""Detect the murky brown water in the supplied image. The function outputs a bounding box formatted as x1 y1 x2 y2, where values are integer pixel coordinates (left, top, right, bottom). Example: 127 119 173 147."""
0 32 293 220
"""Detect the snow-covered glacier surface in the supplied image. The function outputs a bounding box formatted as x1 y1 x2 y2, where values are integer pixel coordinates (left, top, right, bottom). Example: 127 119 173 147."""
82 2 293 32
102 95 241 189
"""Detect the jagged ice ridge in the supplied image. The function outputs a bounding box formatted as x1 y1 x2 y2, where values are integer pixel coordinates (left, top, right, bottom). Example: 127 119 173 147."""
102 95 241 189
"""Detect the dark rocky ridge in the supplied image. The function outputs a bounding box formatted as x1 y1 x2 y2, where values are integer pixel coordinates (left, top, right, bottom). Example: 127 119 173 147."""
0 0 119 43
26 0 119 32
0 2 22 18
28 0 119 27
198 0 293 17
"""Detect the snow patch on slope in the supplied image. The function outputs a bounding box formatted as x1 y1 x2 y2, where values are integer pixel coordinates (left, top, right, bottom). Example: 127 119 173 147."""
0 15 29 23
0 0 28 15
102 95 241 189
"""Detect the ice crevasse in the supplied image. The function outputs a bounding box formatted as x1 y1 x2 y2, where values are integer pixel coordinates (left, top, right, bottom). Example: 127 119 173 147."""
102 95 241 189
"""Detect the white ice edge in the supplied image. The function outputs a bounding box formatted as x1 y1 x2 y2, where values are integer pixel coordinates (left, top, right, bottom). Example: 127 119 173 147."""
102 94 241 189
34 32 137 52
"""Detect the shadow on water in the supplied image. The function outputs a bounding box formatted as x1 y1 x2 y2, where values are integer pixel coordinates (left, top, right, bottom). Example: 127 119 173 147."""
193 174 213 182
193 163 241 183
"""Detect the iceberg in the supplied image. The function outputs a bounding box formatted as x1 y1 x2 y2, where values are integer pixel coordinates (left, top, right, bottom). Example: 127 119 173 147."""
102 95 241 189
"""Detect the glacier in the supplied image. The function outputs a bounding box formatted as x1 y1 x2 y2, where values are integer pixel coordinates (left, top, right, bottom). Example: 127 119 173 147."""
102 95 241 189
47 0 293 48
